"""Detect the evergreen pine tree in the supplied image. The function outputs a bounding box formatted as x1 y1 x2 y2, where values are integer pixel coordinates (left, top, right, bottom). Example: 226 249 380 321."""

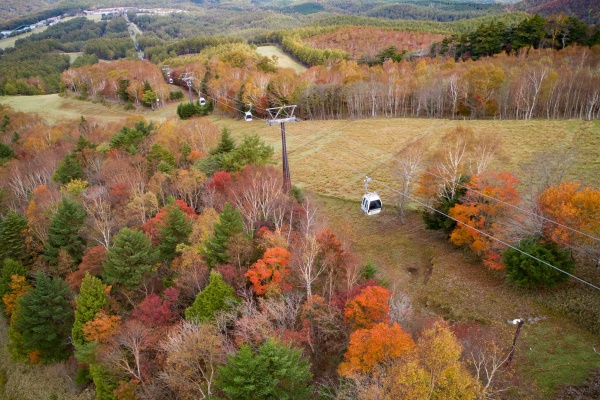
0 210 28 264
221 134 274 172
44 198 87 266
75 134 96 152
158 202 193 261
89 363 118 400
72 273 107 346
210 127 236 156
103 227 158 288
216 338 313 400
504 237 574 287
10 272 74 363
53 153 83 184
185 271 237 322
201 203 244 268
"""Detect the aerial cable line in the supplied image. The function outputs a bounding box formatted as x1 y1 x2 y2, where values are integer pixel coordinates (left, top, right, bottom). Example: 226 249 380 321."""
326 134 545 238
181 71 599 243
294 119 600 244
170 80 600 290
281 128 600 293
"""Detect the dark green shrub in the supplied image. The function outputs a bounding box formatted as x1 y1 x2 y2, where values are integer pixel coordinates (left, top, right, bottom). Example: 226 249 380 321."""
503 237 574 287
169 90 184 100
361 261 377 280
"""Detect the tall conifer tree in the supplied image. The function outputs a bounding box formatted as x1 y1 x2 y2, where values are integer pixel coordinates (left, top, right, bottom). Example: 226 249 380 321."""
72 273 107 346
10 272 74 363
201 203 244 268
103 227 158 288
158 202 192 261
53 153 83 184
44 198 87 266
0 211 28 264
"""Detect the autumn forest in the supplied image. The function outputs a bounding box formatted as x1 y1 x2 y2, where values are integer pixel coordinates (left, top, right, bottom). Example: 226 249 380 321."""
0 0 600 399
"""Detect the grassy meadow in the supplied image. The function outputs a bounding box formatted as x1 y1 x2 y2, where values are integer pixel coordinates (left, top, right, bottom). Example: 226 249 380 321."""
256 45 307 73
0 26 48 50
0 16 88 50
1 95 599 397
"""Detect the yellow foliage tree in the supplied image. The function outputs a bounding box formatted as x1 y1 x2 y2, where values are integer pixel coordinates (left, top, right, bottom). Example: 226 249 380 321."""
377 322 479 400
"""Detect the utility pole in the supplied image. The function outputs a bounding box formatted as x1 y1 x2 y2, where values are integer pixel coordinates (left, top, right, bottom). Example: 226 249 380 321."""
181 73 194 103
266 105 299 192
506 318 524 368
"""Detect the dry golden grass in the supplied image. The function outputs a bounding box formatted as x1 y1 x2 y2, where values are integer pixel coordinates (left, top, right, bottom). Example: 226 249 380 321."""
2 94 597 190
0 317 94 400
0 94 188 125
256 45 307 74
214 117 600 202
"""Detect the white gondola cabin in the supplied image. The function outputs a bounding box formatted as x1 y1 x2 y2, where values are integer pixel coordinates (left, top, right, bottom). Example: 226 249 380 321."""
168 78 173 84
244 111 253 122
361 192 382 215
199 97 206 106
361 176 381 215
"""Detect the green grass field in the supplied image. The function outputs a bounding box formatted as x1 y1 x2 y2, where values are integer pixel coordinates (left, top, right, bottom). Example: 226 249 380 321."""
0 16 84 50
256 45 307 73
0 26 48 50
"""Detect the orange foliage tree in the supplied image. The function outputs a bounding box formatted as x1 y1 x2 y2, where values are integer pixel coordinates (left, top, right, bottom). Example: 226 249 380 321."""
448 171 521 269
538 182 600 257
344 285 391 331
338 322 415 377
82 310 122 343
245 247 292 296
2 275 31 318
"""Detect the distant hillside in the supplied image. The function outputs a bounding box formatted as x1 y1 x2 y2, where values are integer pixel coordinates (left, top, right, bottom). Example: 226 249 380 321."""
512 0 600 24
0 0 195 29
0 0 61 22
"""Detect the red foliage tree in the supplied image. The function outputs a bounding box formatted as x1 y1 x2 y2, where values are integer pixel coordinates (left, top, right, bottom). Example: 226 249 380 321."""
131 288 179 327
215 264 247 293
245 247 292 296
67 246 107 291
207 171 233 192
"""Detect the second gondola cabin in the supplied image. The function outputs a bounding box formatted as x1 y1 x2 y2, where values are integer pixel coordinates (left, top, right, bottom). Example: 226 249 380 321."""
361 192 382 215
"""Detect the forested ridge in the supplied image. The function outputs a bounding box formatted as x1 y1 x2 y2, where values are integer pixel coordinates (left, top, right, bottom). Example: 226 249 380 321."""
63 43 600 121
0 17 134 95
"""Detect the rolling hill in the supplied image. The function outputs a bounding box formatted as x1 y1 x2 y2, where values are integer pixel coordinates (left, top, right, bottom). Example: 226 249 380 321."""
513 0 600 24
